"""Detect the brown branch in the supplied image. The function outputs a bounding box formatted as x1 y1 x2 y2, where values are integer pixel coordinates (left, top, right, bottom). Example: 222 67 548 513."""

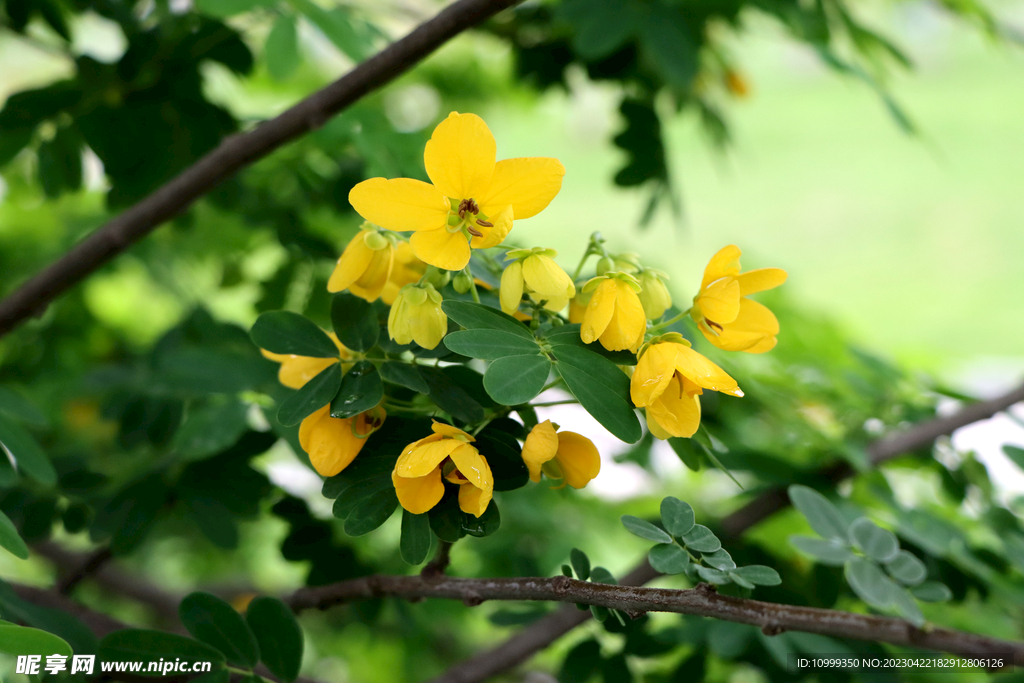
284 574 1023 666
0 0 522 337
427 380 1024 683
57 546 114 595
422 541 454 577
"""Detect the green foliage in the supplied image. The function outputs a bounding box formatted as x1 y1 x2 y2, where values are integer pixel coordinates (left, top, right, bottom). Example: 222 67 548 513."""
180 592 260 668
245 597 304 683
0 623 73 657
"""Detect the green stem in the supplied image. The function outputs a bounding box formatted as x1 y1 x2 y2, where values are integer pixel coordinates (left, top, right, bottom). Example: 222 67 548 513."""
530 399 577 407
648 307 692 333
539 378 564 393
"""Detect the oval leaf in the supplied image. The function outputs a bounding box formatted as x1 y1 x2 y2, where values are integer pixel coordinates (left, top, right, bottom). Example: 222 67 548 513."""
649 543 689 574
849 517 899 563
278 363 341 426
790 536 855 566
0 414 56 486
246 597 303 683
250 311 339 358
441 300 533 339
400 510 432 565
0 509 29 559
885 550 927 586
730 565 782 586
330 292 379 353
680 525 721 553
660 497 695 537
343 488 398 536
0 624 73 657
265 14 301 81
330 361 383 419
570 548 591 581
179 592 260 667
787 485 850 543
695 566 731 584
379 362 429 393
99 629 227 667
911 581 952 602
553 345 641 444
844 557 896 609
444 329 539 360
701 549 736 570
621 515 672 543
483 354 550 405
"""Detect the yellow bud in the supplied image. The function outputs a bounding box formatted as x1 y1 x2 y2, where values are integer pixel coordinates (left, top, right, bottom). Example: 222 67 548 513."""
388 284 447 349
637 270 672 319
363 231 388 251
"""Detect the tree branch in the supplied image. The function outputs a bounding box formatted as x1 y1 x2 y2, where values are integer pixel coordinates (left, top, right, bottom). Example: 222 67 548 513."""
426 380 1024 683
284 574 1022 666
0 0 522 337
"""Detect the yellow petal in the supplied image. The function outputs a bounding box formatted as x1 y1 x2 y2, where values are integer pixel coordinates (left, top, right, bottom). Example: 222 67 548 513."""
645 412 671 440
431 422 474 440
700 245 742 290
277 356 338 390
449 443 493 492
555 431 600 488
521 420 559 482
478 157 565 220
349 242 394 302
423 112 496 200
458 481 492 518
568 297 587 324
471 205 513 249
410 228 472 271
500 260 525 315
396 439 461 477
703 298 780 353
736 267 787 295
327 231 374 293
696 277 741 324
580 279 616 344
408 298 448 350
393 468 445 515
630 342 677 407
523 255 575 302
646 376 702 438
349 178 450 232
305 412 365 477
598 281 646 352
673 344 743 397
298 405 329 453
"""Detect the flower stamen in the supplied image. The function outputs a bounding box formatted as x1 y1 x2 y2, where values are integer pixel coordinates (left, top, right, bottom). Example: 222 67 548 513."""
458 198 480 219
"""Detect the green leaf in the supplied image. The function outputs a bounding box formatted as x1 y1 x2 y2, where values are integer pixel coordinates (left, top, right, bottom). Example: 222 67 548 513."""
290 0 367 60
462 500 501 538
911 581 952 602
250 311 339 358
559 639 601 683
444 329 539 360
195 0 276 17
379 362 428 393
639 7 698 88
330 292 379 353
419 366 485 424
787 485 851 543
99 629 227 667
246 597 303 683
680 525 721 553
730 565 782 586
179 592 260 667
0 414 56 486
0 580 98 653
701 549 736 570
570 548 590 581
729 573 755 590
474 429 529 491
589 566 617 584
560 0 637 60
885 550 927 586
553 345 641 443
342 487 398 536
400 510 432 565
278 363 341 426
695 566 731 584
428 497 465 543
844 557 895 609
790 536 856 566
1003 444 1024 471
0 509 29 559
92 474 169 555
660 497 695 537
648 544 689 574
330 361 383 419
0 624 73 657
849 517 899 562
441 300 533 339
0 387 48 426
621 515 672 543
265 14 301 81
668 437 703 471
542 324 637 365
483 354 550 405
889 584 925 627
174 401 250 462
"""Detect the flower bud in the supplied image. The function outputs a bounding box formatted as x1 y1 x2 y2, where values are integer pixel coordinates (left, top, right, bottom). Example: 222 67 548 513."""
637 270 672 320
388 284 448 349
423 266 451 289
363 230 389 251
595 256 615 275
452 271 473 294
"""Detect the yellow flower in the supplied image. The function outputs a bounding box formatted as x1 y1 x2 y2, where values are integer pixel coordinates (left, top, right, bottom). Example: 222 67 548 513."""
579 273 646 353
691 245 787 354
348 112 565 271
327 226 394 301
568 288 591 324
388 283 447 350
260 332 349 389
392 422 494 517
499 248 576 315
520 420 600 489
637 269 672 320
381 242 427 306
299 405 386 477
630 334 743 438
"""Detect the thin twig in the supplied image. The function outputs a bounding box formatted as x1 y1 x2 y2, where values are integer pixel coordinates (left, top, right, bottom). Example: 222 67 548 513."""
0 0 522 337
422 541 454 577
284 574 1022 666
57 546 113 595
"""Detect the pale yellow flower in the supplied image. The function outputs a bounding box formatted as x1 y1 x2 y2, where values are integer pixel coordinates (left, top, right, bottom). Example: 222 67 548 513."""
327 227 394 301
499 248 575 315
388 283 447 350
520 420 600 489
579 273 646 353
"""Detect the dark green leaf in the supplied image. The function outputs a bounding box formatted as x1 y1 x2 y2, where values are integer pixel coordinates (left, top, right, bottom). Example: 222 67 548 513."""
462 500 500 537
0 414 56 486
0 580 98 653
553 345 641 444
730 565 782 586
419 366 485 424
330 292 379 352
185 498 239 549
246 597 303 683
0 387 48 426
441 300 533 339
265 14 301 81
1003 444 1024 471
330 361 382 419
473 429 529 491
680 525 721 553
250 311 339 358
0 624 72 657
621 515 672 543
542 324 637 365
589 566 617 584
379 362 429 393
483 354 550 405
196 0 276 18
660 497 695 537
179 592 260 667
849 517 899 562
278 363 341 426
559 639 601 683
428 497 465 543
342 488 398 536
570 548 591 581
444 329 539 359
0 510 29 559
649 544 689 574
844 557 895 609
92 474 169 555
400 510 432 565
787 485 851 543
790 536 855 566
174 401 250 461
885 550 927 586
99 629 227 667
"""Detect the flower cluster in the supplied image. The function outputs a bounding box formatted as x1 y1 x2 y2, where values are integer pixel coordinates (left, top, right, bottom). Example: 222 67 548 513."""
254 110 786 537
